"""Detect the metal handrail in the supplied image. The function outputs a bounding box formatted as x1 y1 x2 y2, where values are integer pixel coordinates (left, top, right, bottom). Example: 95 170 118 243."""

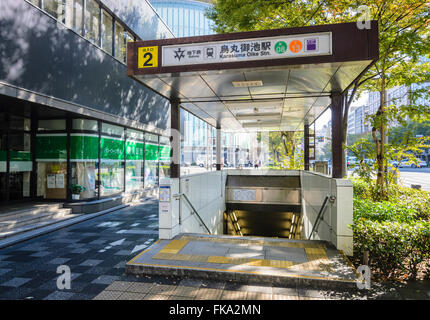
308 195 330 240
180 193 211 234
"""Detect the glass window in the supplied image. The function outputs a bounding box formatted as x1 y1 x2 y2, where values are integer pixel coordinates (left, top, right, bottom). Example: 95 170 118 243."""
36 133 67 199
125 32 134 62
85 0 100 45
9 133 32 199
73 118 98 131
100 132 125 197
102 10 113 55
29 0 41 8
70 133 99 199
159 137 170 179
114 22 126 62
43 0 63 20
10 115 31 131
38 119 66 131
144 134 159 188
65 0 84 34
102 123 124 136
0 132 6 201
126 129 144 193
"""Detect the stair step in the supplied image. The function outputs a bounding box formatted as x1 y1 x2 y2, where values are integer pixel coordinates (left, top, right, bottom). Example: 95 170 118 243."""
0 203 64 220
0 209 72 232
0 214 77 240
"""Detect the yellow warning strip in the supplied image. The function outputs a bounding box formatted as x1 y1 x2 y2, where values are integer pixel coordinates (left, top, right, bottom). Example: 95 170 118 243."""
159 239 188 254
127 239 161 264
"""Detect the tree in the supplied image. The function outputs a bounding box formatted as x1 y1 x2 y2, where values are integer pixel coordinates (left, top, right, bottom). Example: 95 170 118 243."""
268 131 304 169
208 1 430 191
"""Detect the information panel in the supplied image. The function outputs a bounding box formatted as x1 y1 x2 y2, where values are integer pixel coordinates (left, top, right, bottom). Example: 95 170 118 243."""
162 32 332 67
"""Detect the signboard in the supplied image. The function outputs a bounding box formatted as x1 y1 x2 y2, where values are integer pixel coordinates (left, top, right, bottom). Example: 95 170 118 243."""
162 32 332 67
233 189 256 201
138 46 158 68
159 185 171 202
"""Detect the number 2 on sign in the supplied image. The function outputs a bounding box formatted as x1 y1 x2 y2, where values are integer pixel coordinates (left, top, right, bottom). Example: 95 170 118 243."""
138 46 158 68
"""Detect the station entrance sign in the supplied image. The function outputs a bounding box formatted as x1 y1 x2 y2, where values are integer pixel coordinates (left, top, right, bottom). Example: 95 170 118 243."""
161 32 332 67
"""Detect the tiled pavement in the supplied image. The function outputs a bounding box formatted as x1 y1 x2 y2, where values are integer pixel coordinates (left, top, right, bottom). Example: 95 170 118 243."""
0 198 429 300
0 198 160 300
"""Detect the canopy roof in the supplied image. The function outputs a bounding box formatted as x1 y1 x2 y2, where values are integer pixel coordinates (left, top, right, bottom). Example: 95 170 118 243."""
127 21 378 132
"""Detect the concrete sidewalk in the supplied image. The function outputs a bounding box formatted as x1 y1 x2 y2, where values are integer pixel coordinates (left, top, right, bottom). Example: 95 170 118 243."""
126 233 359 290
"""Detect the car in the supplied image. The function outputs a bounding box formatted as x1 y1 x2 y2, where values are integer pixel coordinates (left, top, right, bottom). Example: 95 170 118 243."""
347 156 358 167
398 158 427 168
389 160 400 168
414 158 427 168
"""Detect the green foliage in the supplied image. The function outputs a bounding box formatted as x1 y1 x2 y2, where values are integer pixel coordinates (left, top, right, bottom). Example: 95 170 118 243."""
70 184 86 194
353 219 430 280
354 199 417 223
352 178 430 280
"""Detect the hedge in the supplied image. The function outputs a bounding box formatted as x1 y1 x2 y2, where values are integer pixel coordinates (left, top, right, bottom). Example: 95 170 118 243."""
352 179 430 280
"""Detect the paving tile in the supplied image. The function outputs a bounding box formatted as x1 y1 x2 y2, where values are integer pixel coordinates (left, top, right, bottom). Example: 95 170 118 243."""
148 284 177 295
2 277 31 287
127 282 154 294
195 288 223 300
272 286 298 296
0 268 12 276
246 284 273 294
43 291 75 300
104 281 135 292
117 292 146 300
79 259 103 267
179 278 203 288
91 275 120 285
48 258 70 265
220 290 248 300
272 294 299 300
246 292 272 300
93 290 123 300
144 294 170 300
171 285 200 298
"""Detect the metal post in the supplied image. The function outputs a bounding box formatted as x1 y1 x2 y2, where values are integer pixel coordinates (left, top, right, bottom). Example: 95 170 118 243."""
216 124 221 171
170 100 180 178
331 92 343 178
304 124 310 171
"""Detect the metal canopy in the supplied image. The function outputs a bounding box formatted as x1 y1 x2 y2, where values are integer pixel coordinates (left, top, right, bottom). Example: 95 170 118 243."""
127 22 378 132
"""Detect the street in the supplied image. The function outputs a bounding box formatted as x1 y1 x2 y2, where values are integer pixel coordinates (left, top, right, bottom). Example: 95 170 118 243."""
348 167 430 191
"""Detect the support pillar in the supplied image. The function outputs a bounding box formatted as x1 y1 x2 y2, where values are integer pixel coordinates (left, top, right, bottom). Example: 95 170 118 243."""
331 92 343 178
304 124 310 171
216 124 221 171
170 99 180 178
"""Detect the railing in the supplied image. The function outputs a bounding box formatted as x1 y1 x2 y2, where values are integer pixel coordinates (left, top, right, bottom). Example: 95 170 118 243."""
308 195 331 240
228 211 243 236
177 193 212 234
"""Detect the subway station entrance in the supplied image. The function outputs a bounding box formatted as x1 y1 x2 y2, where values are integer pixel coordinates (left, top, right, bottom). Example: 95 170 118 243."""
125 22 379 286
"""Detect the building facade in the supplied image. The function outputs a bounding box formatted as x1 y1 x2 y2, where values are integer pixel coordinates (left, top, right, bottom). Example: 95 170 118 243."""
149 0 215 37
0 0 175 203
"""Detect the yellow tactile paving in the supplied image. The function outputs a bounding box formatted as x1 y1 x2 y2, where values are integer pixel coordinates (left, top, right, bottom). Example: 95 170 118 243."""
159 239 189 254
145 236 341 274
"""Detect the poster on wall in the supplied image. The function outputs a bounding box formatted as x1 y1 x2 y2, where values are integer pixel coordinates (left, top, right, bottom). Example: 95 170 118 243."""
47 174 56 189
55 174 65 189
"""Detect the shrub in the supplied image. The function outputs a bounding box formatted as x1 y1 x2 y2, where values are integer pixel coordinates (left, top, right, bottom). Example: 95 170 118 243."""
354 198 418 223
353 219 430 280
352 178 430 280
